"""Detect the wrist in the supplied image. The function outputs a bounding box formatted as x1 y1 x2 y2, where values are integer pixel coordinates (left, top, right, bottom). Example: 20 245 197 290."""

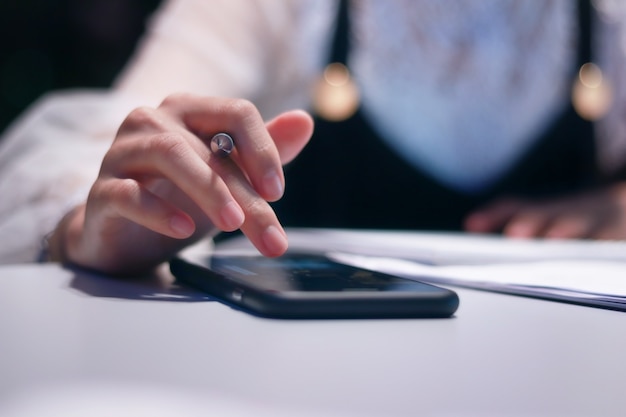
46 205 85 264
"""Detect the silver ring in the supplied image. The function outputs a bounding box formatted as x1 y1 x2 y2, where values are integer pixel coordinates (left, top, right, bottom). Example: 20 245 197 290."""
210 133 235 157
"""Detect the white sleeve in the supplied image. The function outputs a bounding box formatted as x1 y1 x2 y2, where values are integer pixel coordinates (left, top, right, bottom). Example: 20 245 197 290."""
0 90 143 264
114 0 312 119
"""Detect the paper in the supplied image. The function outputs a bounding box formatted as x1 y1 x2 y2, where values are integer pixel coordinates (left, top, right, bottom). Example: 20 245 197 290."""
217 228 626 311
277 228 626 265
328 252 626 311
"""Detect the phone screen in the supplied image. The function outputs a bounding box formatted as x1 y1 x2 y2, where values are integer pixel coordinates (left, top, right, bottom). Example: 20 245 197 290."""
207 254 442 293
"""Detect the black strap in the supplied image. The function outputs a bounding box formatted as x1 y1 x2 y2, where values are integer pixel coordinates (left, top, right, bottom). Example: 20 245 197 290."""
328 0 350 65
577 0 593 67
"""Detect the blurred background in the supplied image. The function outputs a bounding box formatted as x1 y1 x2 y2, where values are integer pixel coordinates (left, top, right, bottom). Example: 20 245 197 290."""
0 0 162 136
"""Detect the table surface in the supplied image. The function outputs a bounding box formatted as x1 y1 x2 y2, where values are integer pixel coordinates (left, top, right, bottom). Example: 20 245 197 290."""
1 261 625 417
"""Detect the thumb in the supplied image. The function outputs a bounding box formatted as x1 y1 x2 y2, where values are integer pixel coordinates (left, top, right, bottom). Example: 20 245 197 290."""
265 110 314 165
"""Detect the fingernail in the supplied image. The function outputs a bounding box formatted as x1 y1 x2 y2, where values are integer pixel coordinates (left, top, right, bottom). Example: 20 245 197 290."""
262 225 288 256
263 172 284 201
170 214 195 237
220 201 245 231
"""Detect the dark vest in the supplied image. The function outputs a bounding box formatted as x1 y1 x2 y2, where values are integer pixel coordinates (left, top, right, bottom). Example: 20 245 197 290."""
272 0 598 232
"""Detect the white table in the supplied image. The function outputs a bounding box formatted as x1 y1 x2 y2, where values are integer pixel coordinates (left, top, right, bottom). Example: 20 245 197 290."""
1 261 625 417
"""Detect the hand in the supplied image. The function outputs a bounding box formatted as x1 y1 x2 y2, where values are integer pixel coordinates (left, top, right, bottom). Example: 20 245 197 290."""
464 183 626 240
50 94 314 275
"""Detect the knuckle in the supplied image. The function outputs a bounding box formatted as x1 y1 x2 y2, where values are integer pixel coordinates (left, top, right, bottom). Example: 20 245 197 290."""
254 137 273 154
108 178 137 202
87 180 107 204
221 99 271 153
223 98 258 120
99 141 131 175
240 197 268 218
149 132 189 161
89 178 135 211
160 92 194 108
121 106 162 132
117 179 135 199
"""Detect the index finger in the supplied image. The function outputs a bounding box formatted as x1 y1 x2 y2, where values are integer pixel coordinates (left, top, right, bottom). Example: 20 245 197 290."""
160 94 285 202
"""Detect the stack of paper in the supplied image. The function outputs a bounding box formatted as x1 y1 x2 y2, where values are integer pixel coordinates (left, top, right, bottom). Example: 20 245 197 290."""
330 252 626 311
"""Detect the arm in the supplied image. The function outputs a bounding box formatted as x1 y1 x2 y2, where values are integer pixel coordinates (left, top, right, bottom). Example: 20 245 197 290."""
465 184 626 240
0 0 314 271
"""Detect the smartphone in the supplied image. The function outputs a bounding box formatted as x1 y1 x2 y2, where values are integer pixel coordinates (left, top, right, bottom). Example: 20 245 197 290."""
170 252 459 319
